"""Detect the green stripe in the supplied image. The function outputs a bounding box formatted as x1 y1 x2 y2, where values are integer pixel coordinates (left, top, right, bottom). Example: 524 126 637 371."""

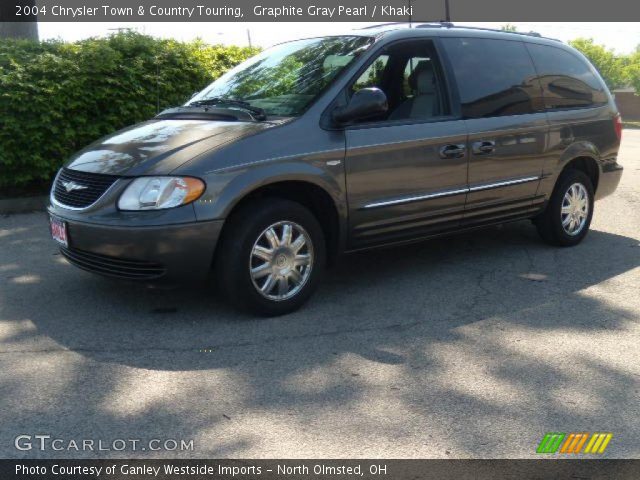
536 433 554 453
537 433 566 453
548 433 566 453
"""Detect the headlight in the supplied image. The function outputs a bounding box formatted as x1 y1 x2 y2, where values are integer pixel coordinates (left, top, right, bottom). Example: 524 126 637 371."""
118 176 205 211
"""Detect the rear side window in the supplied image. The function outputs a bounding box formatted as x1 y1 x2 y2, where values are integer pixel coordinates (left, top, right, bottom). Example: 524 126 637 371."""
440 38 543 119
525 43 608 109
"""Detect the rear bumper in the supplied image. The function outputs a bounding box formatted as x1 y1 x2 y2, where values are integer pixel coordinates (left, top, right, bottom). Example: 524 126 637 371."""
49 213 224 283
596 162 623 200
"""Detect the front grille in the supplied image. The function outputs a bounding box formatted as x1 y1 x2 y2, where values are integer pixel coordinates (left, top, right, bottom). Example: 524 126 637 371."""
53 168 119 209
60 247 166 280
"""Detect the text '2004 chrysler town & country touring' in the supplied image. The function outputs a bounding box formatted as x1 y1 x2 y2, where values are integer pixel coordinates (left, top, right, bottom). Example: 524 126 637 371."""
48 24 624 315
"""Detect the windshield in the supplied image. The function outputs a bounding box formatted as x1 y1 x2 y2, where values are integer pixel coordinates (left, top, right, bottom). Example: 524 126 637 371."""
188 36 374 117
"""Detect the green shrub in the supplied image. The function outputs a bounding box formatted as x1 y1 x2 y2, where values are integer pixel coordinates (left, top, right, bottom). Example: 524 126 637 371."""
0 32 259 189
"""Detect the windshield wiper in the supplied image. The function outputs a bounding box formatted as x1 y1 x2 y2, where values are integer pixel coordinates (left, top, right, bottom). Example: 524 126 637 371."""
188 97 267 121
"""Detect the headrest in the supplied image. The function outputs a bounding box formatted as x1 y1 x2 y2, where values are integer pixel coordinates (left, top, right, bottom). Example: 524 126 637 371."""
409 61 436 95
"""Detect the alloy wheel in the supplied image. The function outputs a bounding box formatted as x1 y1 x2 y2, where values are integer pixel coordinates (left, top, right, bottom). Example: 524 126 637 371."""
561 182 589 236
249 221 314 301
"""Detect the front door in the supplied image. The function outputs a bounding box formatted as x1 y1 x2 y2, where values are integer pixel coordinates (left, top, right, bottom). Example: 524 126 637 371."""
343 39 469 249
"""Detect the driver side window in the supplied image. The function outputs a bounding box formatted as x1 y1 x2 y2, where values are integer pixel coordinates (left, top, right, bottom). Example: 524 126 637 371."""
348 40 449 123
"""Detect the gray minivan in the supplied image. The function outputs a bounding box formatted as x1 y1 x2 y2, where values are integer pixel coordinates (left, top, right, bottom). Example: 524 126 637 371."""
48 24 623 315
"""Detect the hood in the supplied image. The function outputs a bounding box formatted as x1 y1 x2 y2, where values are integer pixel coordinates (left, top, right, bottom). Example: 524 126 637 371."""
65 119 275 176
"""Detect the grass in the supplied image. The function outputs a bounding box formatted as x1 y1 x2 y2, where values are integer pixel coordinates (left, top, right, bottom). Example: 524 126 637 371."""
623 121 640 129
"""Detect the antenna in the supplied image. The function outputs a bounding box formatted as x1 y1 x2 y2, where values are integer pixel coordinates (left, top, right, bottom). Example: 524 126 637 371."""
408 0 412 27
444 0 451 21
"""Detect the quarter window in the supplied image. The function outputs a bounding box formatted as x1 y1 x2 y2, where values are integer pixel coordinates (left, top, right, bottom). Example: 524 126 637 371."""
526 43 608 109
440 38 543 118
352 55 389 92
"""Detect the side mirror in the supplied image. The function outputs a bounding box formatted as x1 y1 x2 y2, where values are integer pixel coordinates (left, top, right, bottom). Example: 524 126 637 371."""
332 87 388 124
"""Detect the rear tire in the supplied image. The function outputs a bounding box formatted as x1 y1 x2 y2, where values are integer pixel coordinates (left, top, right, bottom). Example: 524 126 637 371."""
216 199 326 316
535 169 594 247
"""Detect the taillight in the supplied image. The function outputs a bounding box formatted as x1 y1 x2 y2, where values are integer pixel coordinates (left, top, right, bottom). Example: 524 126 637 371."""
614 114 623 142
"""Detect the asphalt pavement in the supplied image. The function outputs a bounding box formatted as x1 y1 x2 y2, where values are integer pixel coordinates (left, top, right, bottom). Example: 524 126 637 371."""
1 130 639 459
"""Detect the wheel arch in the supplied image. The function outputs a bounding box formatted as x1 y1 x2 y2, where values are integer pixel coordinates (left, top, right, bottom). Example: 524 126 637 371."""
558 155 600 192
214 169 347 263
541 141 602 201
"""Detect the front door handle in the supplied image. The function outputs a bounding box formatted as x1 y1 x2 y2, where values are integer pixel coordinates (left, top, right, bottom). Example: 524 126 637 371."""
472 140 496 155
439 144 466 159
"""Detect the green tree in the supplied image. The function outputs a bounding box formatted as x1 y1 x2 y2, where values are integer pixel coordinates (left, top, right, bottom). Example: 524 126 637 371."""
625 46 640 95
0 32 258 187
500 24 518 32
569 38 627 90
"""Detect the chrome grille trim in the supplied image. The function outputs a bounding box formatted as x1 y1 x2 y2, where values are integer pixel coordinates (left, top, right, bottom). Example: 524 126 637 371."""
51 168 120 210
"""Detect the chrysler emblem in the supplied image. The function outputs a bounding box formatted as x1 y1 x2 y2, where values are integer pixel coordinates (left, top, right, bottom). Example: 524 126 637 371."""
62 180 88 192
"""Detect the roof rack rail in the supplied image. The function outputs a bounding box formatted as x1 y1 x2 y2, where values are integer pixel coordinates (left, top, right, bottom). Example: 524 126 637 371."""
419 23 551 39
359 21 453 30
415 22 453 28
359 21 562 42
359 22 411 30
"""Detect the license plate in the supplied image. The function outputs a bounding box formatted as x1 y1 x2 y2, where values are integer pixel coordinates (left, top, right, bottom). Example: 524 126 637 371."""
49 216 68 248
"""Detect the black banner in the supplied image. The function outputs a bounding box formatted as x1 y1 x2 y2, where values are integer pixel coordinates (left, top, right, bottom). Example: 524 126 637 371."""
2 460 640 480
2 0 640 22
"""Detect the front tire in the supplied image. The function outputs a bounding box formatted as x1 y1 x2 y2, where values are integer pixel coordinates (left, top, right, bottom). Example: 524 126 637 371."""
535 169 594 247
216 199 326 316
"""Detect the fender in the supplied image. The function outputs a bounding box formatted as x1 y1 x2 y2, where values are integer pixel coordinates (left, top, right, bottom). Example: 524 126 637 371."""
537 140 601 201
192 159 349 253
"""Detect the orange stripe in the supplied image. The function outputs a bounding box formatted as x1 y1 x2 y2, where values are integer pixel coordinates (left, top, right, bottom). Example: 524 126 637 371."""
567 434 580 453
568 434 582 453
560 434 575 453
573 433 589 454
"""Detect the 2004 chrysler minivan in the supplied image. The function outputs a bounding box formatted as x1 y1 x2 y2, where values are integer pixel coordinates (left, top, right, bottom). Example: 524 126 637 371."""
48 24 624 315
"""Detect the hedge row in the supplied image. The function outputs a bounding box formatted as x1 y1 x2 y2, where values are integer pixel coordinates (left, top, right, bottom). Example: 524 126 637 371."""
0 32 259 188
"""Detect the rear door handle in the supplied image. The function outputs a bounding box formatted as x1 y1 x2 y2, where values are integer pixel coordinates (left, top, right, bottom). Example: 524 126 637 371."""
439 144 466 159
472 140 496 155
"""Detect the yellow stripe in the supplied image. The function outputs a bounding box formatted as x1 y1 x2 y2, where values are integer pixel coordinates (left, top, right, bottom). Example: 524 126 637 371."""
584 434 599 453
561 434 575 453
598 433 613 454
573 433 589 454
591 433 606 453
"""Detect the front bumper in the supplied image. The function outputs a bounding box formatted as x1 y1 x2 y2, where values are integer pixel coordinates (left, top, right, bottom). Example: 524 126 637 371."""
49 212 224 283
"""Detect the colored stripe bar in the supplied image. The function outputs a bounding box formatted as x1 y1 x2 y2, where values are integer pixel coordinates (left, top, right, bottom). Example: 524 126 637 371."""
584 434 599 453
560 434 575 453
548 433 566 453
541 432 612 454
537 433 566 454
585 433 613 454
598 433 613 453
536 433 554 454
573 433 589 454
